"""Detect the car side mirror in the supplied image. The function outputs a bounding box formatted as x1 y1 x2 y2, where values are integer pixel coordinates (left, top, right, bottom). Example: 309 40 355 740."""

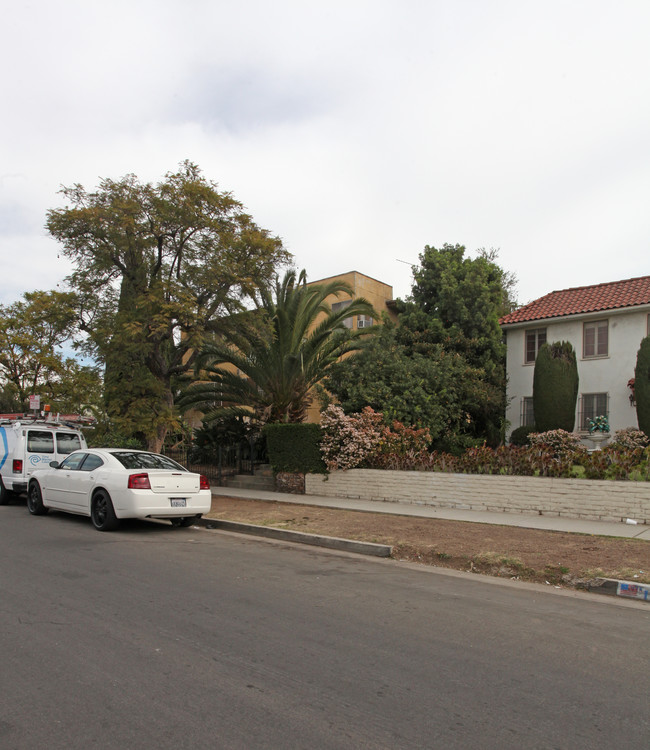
49 461 60 469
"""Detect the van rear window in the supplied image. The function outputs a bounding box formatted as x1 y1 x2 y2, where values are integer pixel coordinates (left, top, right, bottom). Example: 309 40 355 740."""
27 431 54 453
57 432 82 454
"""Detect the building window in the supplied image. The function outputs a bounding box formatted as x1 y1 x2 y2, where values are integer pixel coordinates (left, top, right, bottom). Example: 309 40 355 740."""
647 313 650 336
521 397 535 427
525 328 546 364
332 300 353 329
357 315 374 329
579 392 609 431
583 320 608 358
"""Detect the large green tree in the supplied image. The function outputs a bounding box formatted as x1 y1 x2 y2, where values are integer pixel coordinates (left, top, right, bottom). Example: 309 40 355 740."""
180 270 375 425
0 290 101 413
47 161 289 450
395 244 517 445
323 322 487 453
0 383 22 413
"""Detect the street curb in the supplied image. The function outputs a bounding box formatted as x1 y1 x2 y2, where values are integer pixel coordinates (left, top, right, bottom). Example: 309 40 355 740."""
195 518 649 602
197 518 392 557
579 577 650 603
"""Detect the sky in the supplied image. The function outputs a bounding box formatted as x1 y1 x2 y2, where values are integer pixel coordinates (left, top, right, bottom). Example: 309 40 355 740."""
1 0 649 309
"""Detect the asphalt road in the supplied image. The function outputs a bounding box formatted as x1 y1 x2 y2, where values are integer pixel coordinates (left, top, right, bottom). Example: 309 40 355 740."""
1 504 649 750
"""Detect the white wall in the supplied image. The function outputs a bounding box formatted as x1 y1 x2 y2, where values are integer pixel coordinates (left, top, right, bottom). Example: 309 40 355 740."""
306 470 650 524
504 307 649 438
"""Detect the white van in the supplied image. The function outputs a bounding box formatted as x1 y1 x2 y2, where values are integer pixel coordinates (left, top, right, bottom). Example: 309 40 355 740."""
0 419 88 503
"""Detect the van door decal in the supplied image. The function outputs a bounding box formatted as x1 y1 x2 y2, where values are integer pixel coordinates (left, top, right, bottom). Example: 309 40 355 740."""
0 427 7 470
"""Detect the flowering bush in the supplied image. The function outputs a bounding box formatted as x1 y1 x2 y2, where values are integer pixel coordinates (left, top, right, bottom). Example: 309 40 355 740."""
437 444 576 478
321 407 431 471
319 405 383 471
319 408 650 481
579 445 650 481
381 421 431 455
528 429 587 460
609 427 649 450
366 443 650 480
366 444 575 478
368 421 431 469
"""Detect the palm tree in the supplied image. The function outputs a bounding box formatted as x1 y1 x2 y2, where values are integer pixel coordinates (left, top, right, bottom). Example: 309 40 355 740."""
180 270 376 424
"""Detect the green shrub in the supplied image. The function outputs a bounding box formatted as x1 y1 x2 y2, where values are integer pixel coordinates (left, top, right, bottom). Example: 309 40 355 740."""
533 341 579 432
509 425 537 446
263 423 326 474
189 418 258 463
635 337 650 436
86 424 145 449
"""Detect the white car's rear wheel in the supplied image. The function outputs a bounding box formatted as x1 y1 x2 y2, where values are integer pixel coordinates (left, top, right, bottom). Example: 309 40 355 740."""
91 490 119 531
27 481 49 515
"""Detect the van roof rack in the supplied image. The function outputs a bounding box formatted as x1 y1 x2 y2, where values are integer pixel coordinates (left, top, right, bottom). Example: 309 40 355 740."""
0 417 84 430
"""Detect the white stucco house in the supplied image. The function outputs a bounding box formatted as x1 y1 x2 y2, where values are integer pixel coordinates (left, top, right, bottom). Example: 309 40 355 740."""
500 275 650 440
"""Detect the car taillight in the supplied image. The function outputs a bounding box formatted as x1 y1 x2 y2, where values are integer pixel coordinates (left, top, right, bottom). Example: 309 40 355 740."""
13 460 22 474
128 473 151 489
200 475 210 490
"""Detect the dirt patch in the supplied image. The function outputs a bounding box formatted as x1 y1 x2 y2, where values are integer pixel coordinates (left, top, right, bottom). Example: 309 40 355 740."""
206 496 650 587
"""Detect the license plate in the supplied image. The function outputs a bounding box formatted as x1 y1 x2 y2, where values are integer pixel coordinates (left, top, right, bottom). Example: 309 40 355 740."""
170 498 187 508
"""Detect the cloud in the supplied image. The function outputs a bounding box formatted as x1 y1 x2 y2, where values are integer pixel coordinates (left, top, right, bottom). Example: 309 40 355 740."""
1 0 650 307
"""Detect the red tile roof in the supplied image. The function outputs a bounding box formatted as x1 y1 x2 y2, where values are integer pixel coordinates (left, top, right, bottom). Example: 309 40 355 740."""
500 275 650 326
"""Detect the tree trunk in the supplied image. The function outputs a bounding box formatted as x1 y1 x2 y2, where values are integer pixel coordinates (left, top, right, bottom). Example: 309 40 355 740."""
146 387 174 454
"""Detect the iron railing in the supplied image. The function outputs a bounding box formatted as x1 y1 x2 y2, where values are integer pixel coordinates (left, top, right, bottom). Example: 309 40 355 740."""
164 436 267 486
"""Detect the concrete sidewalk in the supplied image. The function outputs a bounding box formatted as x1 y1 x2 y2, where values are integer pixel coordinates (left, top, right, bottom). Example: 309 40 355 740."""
211 485 650 540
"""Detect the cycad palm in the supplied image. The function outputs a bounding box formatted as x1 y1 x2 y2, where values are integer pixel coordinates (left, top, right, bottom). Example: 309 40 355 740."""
181 270 376 424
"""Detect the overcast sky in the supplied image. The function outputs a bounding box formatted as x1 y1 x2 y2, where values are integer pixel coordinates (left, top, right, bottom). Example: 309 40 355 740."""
2 0 649 309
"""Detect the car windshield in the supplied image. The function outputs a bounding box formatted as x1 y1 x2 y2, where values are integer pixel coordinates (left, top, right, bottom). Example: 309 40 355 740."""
111 452 187 471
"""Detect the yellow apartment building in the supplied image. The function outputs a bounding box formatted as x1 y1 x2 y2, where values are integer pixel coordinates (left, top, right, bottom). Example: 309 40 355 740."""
185 270 397 428
303 270 397 423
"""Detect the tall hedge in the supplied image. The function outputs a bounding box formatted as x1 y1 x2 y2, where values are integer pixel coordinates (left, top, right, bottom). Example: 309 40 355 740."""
263 423 327 474
635 336 650 436
532 341 579 432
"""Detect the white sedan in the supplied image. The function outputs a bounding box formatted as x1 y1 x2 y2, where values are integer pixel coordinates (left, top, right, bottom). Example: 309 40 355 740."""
27 448 212 531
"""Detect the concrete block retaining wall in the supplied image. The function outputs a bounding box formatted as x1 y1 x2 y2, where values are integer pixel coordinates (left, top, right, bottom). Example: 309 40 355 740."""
305 469 650 524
